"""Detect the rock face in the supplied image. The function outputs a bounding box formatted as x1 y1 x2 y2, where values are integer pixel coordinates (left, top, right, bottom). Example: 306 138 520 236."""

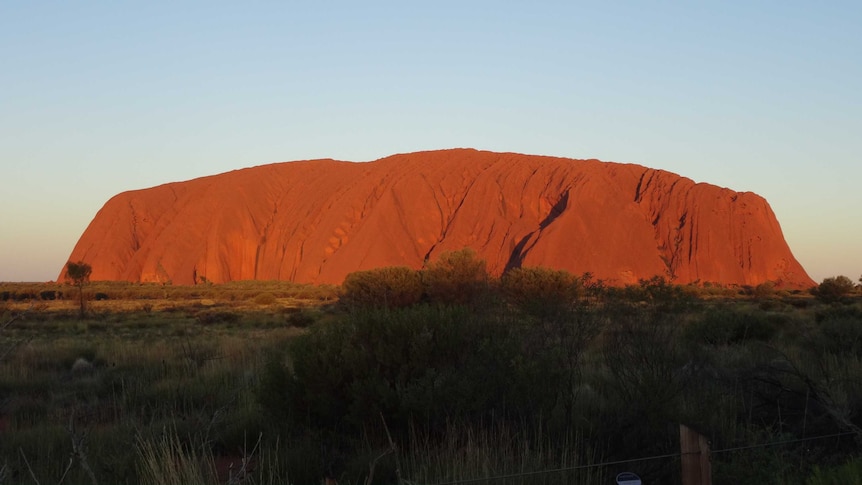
60 149 814 288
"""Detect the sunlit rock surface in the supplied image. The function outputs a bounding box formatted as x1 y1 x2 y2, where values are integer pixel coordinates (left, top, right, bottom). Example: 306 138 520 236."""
60 149 814 288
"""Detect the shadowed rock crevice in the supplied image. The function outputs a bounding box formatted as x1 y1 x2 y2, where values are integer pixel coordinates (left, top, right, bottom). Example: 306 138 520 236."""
539 191 569 230
506 191 570 272
505 234 534 272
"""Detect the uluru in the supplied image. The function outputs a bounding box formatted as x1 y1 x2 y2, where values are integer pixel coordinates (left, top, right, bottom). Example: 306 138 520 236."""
60 149 814 288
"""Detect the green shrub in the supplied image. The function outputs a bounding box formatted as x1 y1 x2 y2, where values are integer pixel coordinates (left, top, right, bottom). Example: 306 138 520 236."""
260 304 561 434
754 281 777 299
814 305 862 324
195 310 240 325
788 297 811 309
253 292 277 305
812 307 862 355
421 248 489 305
500 267 581 313
597 309 694 466
686 307 777 346
807 457 862 484
284 307 319 328
812 276 856 303
713 445 798 485
616 276 694 310
341 266 422 308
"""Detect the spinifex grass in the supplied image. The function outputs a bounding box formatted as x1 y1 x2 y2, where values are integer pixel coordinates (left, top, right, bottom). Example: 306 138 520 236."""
402 419 604 485
136 426 218 485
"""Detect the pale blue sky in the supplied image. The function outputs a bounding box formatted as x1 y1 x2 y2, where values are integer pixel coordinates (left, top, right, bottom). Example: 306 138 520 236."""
1 1 859 283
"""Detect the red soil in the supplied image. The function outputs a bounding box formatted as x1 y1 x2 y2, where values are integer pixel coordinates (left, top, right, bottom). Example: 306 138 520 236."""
59 149 814 288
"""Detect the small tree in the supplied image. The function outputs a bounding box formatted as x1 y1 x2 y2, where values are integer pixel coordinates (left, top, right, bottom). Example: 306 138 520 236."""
500 266 581 316
421 248 489 305
812 275 855 303
753 280 777 300
341 266 423 308
66 261 92 318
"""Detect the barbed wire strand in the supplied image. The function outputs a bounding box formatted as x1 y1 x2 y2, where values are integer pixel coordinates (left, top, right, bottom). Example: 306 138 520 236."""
425 430 857 485
711 430 855 454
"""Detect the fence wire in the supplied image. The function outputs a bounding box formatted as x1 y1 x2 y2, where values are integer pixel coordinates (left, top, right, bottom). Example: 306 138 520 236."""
423 431 857 485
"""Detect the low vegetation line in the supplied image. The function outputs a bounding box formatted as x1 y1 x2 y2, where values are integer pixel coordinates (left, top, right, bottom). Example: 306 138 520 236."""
0 252 860 484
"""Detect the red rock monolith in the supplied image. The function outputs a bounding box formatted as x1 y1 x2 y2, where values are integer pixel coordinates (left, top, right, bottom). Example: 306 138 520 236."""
59 149 814 288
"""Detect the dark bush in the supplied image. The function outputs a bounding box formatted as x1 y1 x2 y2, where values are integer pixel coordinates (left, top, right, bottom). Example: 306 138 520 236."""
814 305 862 324
254 292 277 305
195 310 240 325
500 267 581 314
807 456 862 484
816 318 862 355
616 276 694 310
261 304 561 434
686 307 777 346
341 266 422 308
421 248 489 305
786 297 810 309
812 276 856 303
598 309 696 472
753 281 777 299
284 308 318 328
812 306 862 354
257 351 294 424
758 299 788 312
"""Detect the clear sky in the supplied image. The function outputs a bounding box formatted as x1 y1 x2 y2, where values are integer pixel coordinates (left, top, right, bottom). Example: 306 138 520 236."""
1 1 859 283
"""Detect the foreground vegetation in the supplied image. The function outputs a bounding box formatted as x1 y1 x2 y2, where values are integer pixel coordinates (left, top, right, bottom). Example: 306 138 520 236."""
2 255 862 484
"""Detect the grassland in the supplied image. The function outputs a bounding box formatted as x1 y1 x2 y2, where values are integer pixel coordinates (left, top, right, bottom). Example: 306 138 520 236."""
1 275 861 484
0 281 333 484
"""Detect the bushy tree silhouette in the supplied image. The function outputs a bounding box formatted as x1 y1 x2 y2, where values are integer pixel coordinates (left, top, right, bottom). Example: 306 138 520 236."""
341 266 422 308
813 275 855 303
421 248 489 305
65 261 92 318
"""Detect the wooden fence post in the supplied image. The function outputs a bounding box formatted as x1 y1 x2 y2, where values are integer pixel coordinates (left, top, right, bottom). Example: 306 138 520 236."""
680 423 712 485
